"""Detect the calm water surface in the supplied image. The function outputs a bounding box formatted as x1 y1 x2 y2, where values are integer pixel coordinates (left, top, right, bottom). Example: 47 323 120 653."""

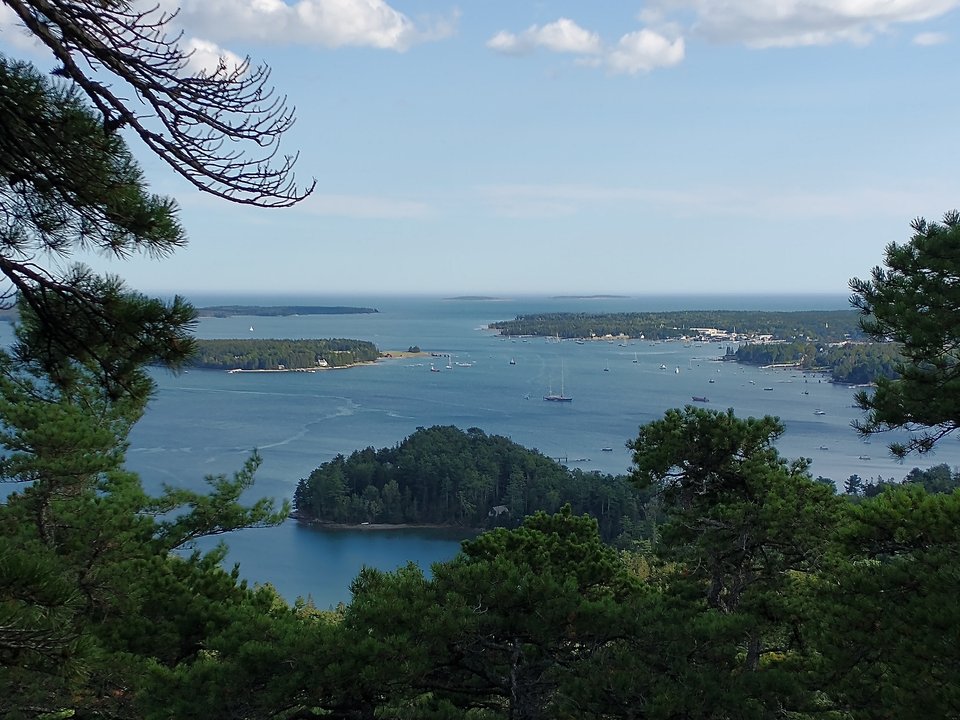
106 295 960 605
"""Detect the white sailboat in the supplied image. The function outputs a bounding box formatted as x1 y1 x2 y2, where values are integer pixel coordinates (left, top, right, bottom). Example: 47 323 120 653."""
544 361 572 402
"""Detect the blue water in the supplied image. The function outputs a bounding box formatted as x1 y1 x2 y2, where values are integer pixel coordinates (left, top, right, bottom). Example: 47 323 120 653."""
57 295 960 606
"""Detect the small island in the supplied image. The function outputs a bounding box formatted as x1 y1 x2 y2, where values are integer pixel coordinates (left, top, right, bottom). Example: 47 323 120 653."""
196 305 378 318
293 425 655 547
191 338 381 371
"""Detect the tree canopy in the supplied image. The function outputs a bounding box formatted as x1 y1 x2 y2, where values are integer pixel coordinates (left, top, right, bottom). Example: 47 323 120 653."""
0 57 196 398
850 210 960 456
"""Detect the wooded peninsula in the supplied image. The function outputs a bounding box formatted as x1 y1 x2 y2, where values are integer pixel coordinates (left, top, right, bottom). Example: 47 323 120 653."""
735 341 901 384
489 309 864 342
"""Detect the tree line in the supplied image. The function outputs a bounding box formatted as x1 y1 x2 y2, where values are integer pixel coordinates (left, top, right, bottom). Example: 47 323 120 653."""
735 340 901 383
192 338 380 370
293 425 658 546
489 309 865 341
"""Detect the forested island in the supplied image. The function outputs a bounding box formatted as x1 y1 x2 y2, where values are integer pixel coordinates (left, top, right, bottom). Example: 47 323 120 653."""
293 426 657 546
191 338 380 370
736 341 901 383
490 309 864 342
197 305 378 317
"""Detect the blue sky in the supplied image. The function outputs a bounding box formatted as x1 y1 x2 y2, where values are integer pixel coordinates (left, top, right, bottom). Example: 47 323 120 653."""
3 1 960 297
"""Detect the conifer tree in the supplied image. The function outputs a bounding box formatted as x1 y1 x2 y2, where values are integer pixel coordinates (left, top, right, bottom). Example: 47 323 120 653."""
850 210 960 456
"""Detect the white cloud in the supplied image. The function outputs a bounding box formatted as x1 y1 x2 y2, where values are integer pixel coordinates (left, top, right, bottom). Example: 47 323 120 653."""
606 29 685 74
486 18 602 55
914 30 949 44
301 193 431 219
650 0 960 48
167 0 453 51
486 17 682 74
182 38 245 76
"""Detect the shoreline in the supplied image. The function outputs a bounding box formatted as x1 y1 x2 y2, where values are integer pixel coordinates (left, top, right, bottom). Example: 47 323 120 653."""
294 517 479 533
221 350 431 374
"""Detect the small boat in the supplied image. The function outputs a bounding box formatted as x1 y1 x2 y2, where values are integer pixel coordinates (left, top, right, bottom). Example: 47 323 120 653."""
692 396 709 403
249 325 254 332
430 364 440 373
633 353 639 364
675 367 679 374
814 409 826 415
859 455 871 460
709 379 715 384
601 447 614 452
819 446 829 450
763 387 774 391
659 364 667 370
509 358 516 365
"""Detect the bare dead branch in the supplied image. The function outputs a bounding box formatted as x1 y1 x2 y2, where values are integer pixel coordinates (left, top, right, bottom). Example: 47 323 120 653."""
3 0 315 207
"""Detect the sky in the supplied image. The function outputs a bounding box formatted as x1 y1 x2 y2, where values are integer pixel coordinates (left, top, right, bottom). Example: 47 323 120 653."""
3 0 960 298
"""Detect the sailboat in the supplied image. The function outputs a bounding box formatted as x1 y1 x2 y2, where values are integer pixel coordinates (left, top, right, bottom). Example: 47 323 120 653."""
543 361 573 402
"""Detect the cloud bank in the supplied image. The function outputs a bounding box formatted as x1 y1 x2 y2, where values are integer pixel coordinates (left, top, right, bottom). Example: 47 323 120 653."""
487 1 957 74
650 0 960 48
136 0 455 55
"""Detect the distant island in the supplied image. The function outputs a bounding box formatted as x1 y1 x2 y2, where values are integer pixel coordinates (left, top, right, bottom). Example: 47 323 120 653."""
191 338 381 371
443 296 503 301
196 305 378 318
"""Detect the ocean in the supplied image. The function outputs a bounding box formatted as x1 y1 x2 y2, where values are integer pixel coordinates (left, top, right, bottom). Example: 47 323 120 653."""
46 294 960 606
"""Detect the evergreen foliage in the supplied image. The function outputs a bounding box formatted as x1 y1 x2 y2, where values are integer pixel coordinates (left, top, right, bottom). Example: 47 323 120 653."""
851 210 960 456
490 309 863 341
0 56 196 399
293 425 656 545
193 338 380 371
735 340 901 383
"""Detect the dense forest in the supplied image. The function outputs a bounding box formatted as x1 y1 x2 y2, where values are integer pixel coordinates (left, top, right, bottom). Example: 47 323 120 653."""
293 426 658 546
191 338 380 370
735 341 901 383
489 310 864 341
197 305 379 317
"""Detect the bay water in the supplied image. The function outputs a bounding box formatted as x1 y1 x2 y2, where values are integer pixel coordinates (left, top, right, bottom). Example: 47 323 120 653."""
106 294 960 606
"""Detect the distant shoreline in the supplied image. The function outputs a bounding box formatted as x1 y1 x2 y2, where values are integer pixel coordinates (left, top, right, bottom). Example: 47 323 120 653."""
293 516 478 533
